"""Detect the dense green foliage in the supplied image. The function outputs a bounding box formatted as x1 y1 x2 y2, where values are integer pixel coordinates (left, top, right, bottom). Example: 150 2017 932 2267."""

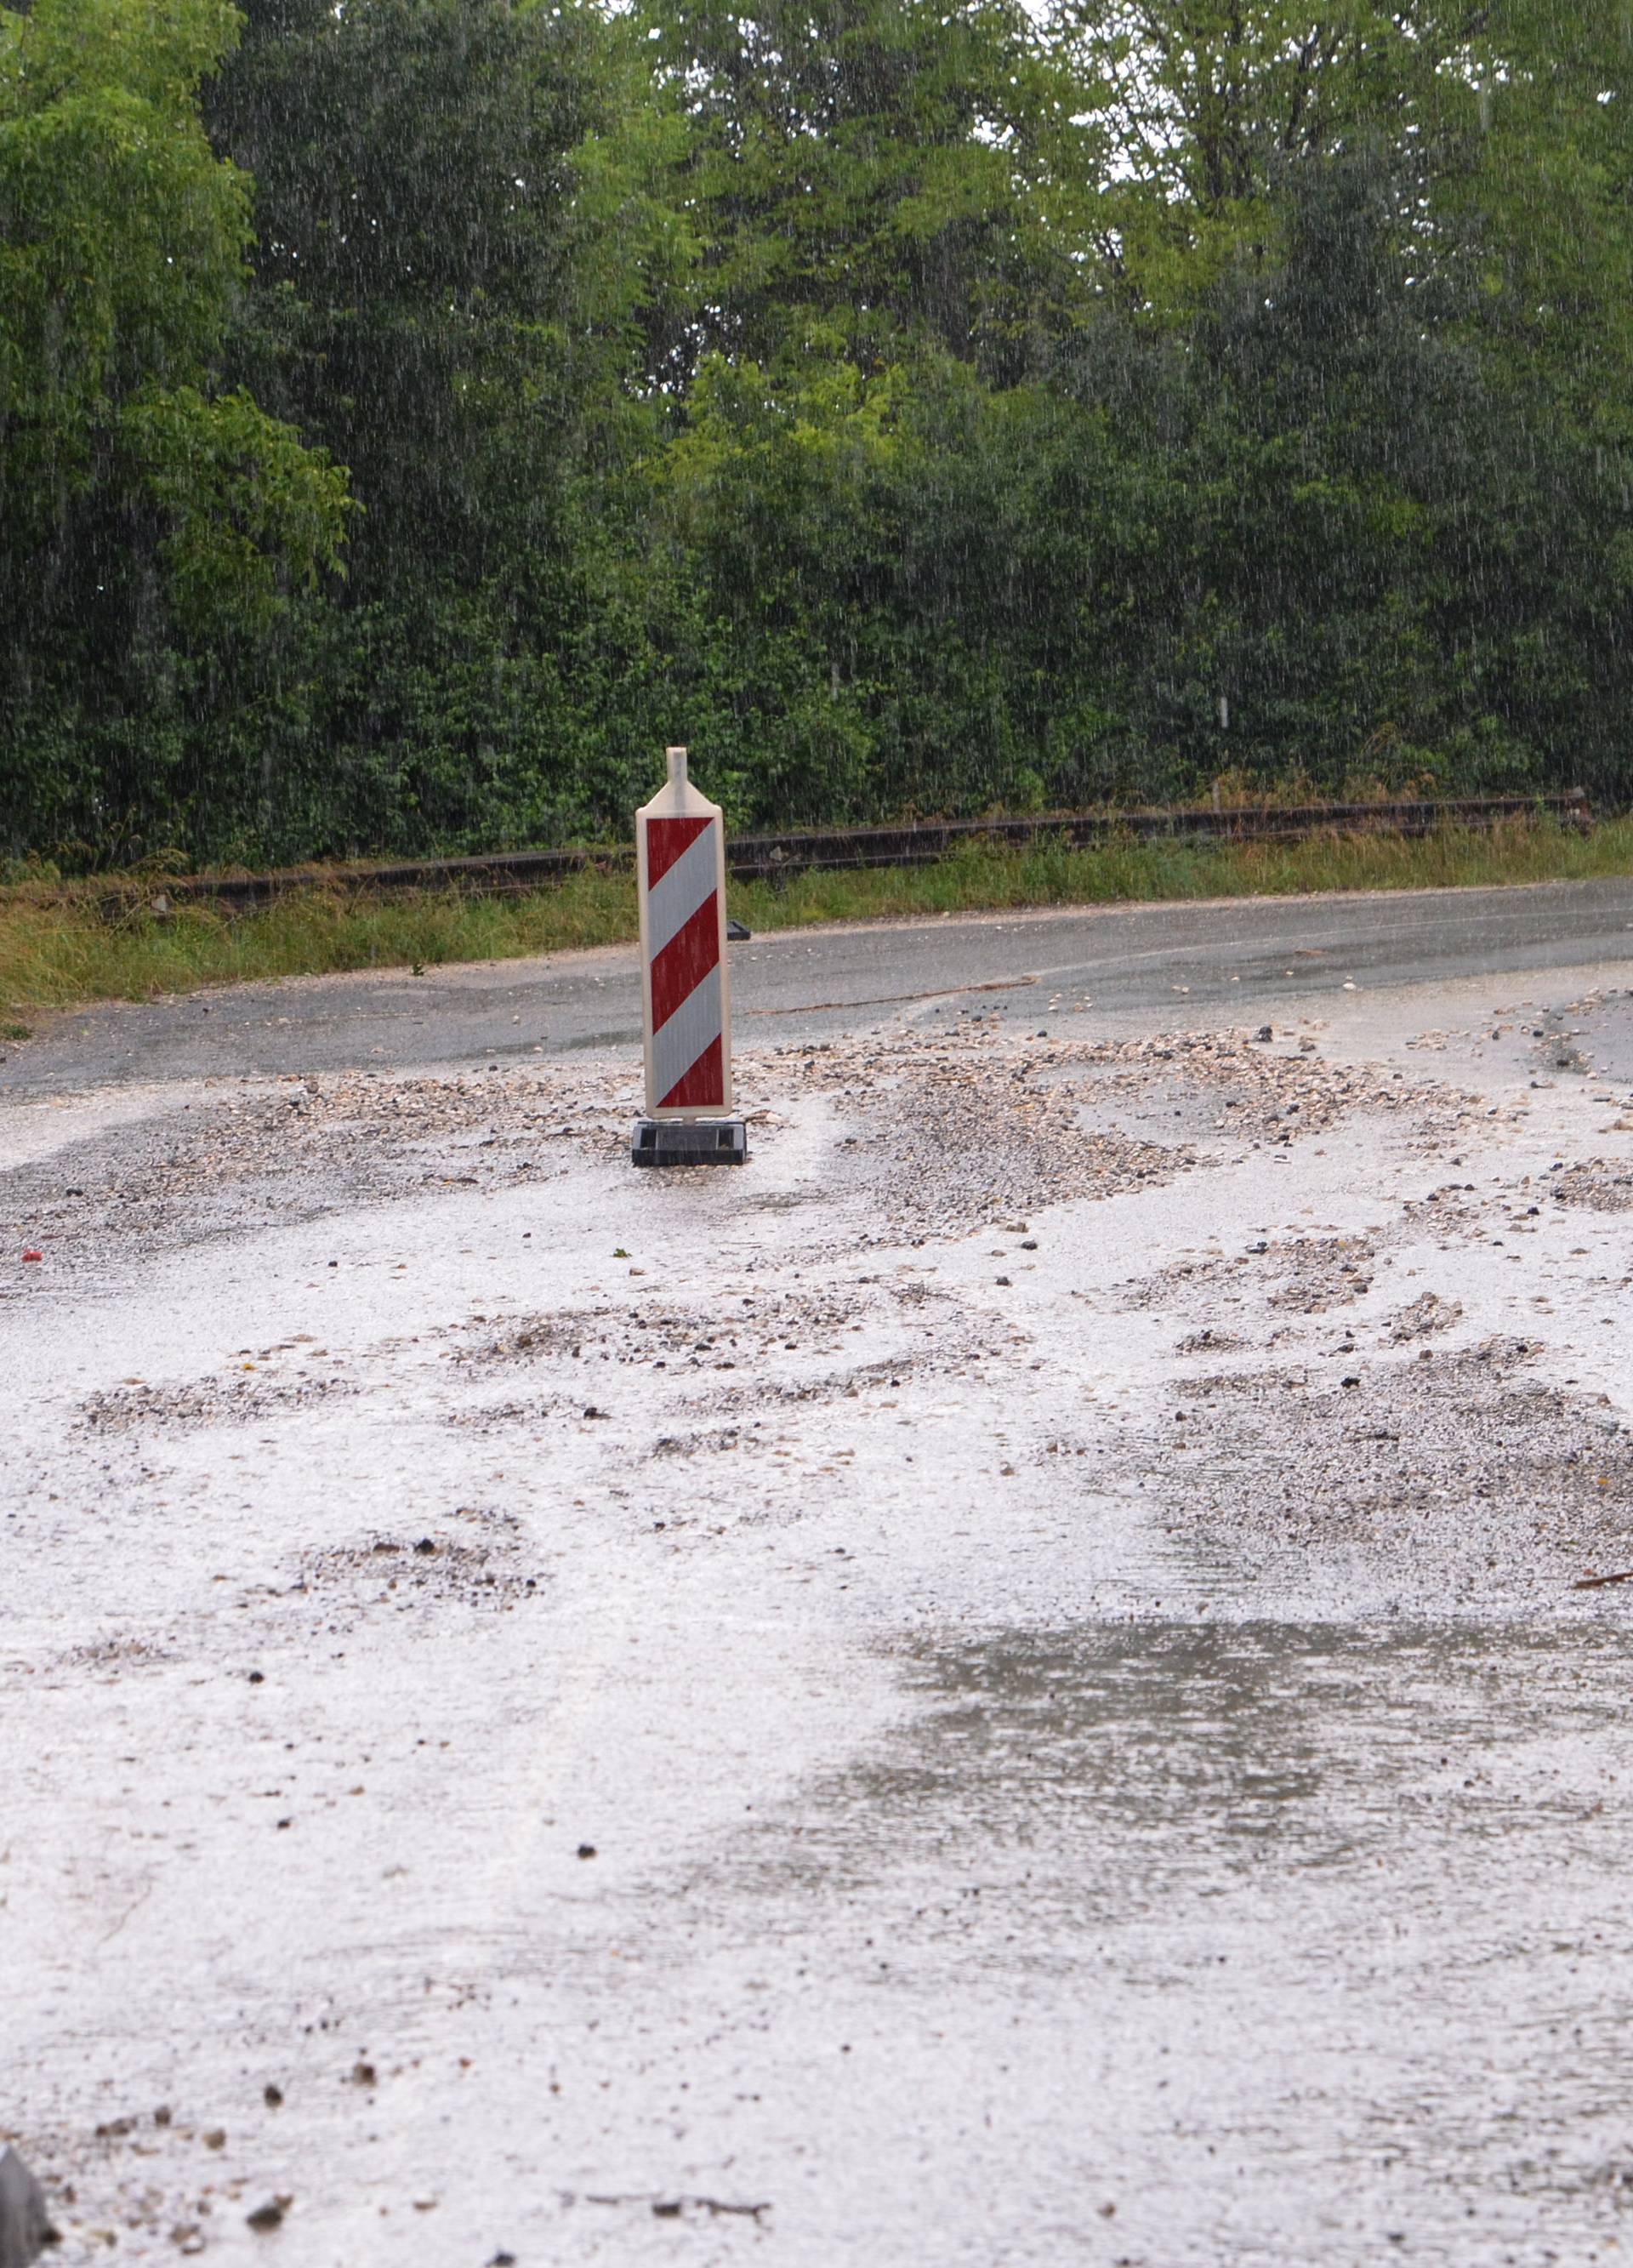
3 0 1630 865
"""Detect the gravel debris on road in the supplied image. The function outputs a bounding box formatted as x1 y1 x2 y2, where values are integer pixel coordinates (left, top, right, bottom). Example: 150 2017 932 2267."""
3 968 1633 2266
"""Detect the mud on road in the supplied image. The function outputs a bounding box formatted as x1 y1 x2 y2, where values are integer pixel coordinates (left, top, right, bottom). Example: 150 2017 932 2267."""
4 967 1633 2265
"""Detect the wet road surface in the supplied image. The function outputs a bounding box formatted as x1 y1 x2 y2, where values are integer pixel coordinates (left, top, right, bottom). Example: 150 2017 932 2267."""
3 892 1633 2264
7 874 1633 1094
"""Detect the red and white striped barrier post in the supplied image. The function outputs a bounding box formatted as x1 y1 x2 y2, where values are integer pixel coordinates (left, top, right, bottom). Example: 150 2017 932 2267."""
632 747 747 1165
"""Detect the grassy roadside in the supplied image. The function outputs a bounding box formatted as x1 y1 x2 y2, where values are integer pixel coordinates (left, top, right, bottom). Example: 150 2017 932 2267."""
3 815 1630 1027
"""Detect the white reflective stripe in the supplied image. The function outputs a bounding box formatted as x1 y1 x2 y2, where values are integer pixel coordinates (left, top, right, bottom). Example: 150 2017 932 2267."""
645 824 720 960
651 963 722 1103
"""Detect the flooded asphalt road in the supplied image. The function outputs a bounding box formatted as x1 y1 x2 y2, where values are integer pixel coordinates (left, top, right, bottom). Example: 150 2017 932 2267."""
3 889 1633 2265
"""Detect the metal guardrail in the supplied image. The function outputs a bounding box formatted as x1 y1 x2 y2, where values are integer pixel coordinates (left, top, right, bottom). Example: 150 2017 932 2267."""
725 789 1593 880
128 789 1591 910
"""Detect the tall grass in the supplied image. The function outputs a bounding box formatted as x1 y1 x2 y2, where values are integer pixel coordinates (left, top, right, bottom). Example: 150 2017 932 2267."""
3 816 1629 1023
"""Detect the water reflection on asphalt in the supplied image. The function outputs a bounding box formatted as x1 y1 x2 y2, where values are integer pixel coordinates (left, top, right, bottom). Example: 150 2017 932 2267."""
725 1617 1633 2263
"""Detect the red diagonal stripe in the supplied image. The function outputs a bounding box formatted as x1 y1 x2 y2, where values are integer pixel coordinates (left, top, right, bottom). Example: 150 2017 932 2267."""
646 814 713 888
659 1034 725 1111
651 893 719 1029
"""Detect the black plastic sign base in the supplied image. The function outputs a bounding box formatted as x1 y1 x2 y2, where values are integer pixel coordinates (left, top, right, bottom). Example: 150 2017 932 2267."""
632 1118 748 1167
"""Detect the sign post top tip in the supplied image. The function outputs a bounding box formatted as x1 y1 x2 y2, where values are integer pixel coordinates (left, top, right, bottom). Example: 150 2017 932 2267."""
664 744 688 789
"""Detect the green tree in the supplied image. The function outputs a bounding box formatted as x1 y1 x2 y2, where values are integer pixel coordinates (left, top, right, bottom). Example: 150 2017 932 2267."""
1044 3 1479 311
0 0 350 858
200 0 692 852
643 0 1097 379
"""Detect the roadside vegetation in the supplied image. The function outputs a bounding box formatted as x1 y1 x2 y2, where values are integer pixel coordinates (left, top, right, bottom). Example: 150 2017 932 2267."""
3 816 1629 1023
4 2 1631 871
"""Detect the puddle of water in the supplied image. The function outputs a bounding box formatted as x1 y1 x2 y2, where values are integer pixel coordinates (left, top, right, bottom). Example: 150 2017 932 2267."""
688 1617 1633 2263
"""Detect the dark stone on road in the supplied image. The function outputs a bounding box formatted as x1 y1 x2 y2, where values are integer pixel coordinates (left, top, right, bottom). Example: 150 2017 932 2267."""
0 2149 56 2268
